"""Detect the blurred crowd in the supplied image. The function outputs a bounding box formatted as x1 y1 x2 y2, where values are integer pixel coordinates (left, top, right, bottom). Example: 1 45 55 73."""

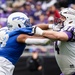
0 0 75 28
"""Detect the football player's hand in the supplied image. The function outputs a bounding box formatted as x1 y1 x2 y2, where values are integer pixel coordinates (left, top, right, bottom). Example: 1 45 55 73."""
32 26 44 35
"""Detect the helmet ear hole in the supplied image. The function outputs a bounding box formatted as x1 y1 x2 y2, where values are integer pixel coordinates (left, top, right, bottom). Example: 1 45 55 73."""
18 24 21 28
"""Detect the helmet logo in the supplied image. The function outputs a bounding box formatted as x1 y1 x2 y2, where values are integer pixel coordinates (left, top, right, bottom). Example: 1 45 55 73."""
12 16 25 21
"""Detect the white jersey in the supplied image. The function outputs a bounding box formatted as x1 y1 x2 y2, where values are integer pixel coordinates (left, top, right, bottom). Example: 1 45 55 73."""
0 27 8 43
54 24 75 75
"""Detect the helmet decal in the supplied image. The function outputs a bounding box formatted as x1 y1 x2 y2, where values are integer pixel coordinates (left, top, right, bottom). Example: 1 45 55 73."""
7 12 31 30
12 16 25 21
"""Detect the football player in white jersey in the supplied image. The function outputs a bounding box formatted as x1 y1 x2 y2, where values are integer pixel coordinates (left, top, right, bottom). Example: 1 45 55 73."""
33 8 75 75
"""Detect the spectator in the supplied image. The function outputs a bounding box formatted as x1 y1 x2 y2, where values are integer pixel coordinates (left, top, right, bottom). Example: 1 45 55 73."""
17 5 25 13
0 8 7 27
26 46 44 75
35 13 48 24
47 3 60 19
29 16 35 25
0 0 6 10
12 1 25 12
5 6 13 17
34 1 44 20
1 4 14 27
26 0 35 9
24 2 34 17
48 16 54 24
13 1 25 13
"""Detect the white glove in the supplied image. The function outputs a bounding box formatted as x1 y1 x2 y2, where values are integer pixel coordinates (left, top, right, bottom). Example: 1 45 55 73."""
32 26 44 35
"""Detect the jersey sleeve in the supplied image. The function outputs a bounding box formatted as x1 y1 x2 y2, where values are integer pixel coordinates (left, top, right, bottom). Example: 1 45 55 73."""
63 25 75 41
18 27 32 34
9 27 33 37
18 27 34 36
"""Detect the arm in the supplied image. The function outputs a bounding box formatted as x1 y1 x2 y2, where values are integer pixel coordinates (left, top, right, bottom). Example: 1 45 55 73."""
42 30 69 41
35 24 53 30
32 27 73 41
17 34 51 45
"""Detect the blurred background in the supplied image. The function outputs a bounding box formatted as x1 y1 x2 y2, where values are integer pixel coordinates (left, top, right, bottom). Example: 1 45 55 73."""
0 0 75 75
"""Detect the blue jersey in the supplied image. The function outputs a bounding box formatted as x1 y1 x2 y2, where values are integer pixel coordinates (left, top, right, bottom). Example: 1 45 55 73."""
0 27 32 65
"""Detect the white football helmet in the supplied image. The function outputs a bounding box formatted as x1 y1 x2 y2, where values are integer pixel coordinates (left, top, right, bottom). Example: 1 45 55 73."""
60 8 75 26
7 12 31 31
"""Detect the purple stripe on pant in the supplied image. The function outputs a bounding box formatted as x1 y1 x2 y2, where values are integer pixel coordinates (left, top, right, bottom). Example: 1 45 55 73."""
60 73 75 75
72 73 75 75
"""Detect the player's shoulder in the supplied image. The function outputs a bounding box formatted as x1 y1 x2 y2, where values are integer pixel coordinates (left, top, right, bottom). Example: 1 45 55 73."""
8 28 28 37
8 27 33 38
10 27 32 34
63 24 75 31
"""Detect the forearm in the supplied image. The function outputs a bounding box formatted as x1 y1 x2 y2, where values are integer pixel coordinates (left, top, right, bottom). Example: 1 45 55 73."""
32 26 69 41
35 24 52 30
42 30 59 40
25 38 50 45
42 30 69 41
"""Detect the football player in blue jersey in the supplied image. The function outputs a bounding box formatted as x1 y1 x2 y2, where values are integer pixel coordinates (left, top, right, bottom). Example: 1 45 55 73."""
0 12 50 75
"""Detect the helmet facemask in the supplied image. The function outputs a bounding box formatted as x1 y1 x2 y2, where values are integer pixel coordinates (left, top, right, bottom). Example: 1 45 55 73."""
54 17 64 31
24 19 31 27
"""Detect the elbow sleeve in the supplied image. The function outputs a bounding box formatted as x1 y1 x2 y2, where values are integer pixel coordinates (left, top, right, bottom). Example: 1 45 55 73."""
25 38 51 45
